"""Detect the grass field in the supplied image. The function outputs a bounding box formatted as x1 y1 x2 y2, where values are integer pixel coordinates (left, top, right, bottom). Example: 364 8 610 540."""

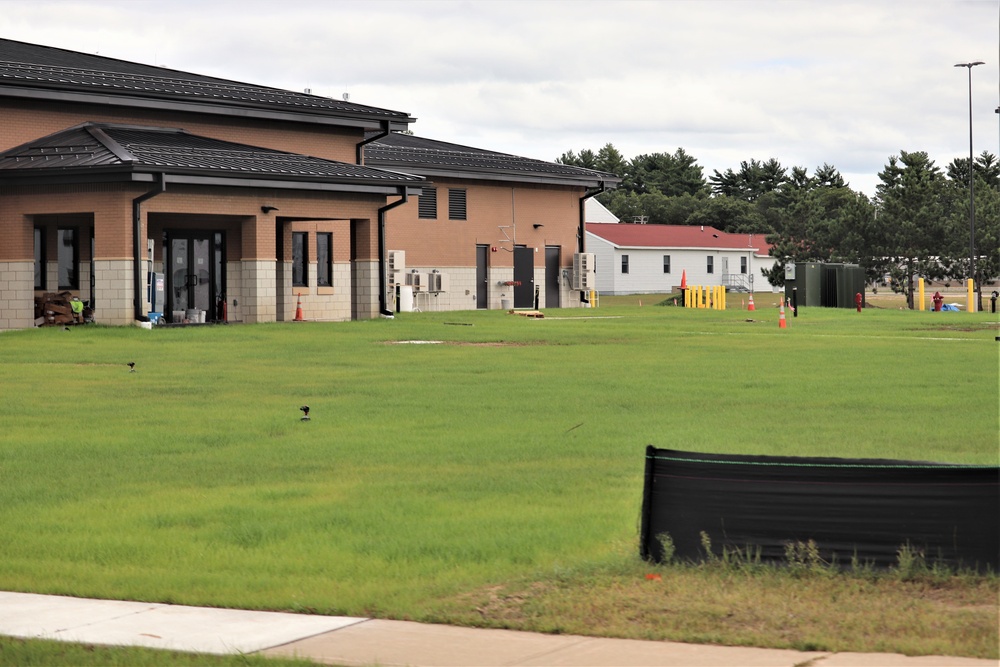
0 296 996 661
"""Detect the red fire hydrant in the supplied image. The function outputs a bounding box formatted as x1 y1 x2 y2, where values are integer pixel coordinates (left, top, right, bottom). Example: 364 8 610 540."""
932 291 943 312
855 292 863 313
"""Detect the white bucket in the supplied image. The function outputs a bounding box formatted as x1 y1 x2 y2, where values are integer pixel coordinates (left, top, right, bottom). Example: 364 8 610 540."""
501 298 512 310
185 309 199 323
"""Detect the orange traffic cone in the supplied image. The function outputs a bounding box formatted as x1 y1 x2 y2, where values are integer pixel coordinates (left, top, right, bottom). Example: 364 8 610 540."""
748 294 755 311
778 302 787 329
294 293 304 321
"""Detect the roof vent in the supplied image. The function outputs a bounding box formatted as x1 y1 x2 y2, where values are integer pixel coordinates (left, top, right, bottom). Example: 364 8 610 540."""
303 88 312 94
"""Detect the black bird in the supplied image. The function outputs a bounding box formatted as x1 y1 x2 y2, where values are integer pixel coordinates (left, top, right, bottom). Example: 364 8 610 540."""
127 362 136 372
300 405 310 421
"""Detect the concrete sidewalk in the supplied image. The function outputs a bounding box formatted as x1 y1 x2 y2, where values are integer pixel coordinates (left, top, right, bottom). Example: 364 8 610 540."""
0 591 992 667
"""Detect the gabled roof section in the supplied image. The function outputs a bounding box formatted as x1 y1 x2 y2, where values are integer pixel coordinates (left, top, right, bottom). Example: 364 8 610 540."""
365 132 620 189
0 123 426 194
586 223 771 255
0 38 414 131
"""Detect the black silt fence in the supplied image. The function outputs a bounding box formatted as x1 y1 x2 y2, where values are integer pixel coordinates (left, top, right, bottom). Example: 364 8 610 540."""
640 447 999 572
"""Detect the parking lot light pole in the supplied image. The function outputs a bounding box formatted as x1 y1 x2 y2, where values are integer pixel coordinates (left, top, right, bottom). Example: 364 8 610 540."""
954 61 984 311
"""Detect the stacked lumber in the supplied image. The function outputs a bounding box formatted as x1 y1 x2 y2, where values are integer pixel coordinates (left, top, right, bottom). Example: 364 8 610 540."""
35 291 84 326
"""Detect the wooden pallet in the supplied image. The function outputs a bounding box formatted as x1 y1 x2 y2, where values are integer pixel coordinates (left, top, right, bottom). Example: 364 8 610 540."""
510 310 544 318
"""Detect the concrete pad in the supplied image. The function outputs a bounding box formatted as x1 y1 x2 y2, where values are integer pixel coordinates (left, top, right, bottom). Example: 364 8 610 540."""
263 619 590 666
263 619 826 667
0 591 365 655
820 653 997 667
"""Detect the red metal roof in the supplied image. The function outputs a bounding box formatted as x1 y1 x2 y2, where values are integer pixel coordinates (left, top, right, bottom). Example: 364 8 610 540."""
586 223 771 255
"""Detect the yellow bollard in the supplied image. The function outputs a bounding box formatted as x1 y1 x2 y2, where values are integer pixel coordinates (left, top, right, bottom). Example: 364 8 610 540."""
918 278 925 311
967 279 975 313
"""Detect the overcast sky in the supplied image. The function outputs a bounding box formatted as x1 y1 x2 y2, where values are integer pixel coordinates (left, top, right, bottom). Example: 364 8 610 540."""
1 0 998 195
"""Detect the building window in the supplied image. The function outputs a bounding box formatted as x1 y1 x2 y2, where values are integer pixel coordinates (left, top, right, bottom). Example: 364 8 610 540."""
621 254 629 274
34 227 46 290
58 228 78 289
706 256 714 274
448 188 467 220
292 232 308 287
663 254 671 274
316 233 332 287
741 256 748 274
418 187 437 219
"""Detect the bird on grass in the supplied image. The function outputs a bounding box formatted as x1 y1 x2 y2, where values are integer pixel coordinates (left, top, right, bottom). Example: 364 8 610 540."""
127 362 136 373
300 405 310 421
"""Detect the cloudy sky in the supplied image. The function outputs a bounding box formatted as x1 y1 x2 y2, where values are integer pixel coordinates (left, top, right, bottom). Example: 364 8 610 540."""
1 0 997 195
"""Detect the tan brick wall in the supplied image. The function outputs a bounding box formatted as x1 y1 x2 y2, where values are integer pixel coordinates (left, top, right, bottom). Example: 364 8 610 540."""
0 98 362 163
384 180 583 269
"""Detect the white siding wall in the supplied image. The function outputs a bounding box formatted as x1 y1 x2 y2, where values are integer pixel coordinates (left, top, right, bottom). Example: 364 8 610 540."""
586 232 778 295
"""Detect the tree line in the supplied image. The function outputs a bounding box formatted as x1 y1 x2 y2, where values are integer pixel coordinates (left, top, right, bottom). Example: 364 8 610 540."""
558 144 1000 308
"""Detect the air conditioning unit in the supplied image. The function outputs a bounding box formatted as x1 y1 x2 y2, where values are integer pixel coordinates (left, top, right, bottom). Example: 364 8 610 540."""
406 272 427 291
572 252 596 290
572 270 595 291
427 272 450 293
388 250 405 273
391 272 403 286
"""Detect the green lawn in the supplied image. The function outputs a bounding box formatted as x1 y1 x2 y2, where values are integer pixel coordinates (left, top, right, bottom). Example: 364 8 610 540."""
0 302 996 659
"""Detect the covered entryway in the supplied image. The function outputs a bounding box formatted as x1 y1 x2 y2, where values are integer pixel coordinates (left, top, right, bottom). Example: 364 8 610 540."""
165 230 225 323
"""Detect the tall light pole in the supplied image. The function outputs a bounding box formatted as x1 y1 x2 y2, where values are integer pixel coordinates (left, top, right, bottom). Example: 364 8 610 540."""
954 61 984 311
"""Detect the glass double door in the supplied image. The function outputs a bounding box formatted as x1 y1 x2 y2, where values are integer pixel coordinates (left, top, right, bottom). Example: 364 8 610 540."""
166 231 223 323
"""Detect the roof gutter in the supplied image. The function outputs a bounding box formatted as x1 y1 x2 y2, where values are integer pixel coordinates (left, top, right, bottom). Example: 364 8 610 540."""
356 120 391 165
132 173 166 322
377 187 410 317
578 182 609 254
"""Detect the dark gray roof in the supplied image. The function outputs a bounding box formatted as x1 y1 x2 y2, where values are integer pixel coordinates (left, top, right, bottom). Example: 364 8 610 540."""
0 38 414 130
0 123 425 193
365 132 620 188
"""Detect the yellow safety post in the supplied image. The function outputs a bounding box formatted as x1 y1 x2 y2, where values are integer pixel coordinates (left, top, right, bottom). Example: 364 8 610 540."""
918 278 925 311
722 286 727 310
967 279 975 313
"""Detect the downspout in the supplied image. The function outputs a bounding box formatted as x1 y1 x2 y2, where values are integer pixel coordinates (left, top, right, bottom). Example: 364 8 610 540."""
132 173 166 321
377 187 409 316
357 120 391 165
578 181 607 303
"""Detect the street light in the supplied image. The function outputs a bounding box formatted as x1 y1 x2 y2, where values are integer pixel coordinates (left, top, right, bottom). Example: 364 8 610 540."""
954 61 984 311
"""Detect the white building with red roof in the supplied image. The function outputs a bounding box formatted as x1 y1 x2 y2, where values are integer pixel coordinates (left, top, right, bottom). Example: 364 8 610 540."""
585 223 777 296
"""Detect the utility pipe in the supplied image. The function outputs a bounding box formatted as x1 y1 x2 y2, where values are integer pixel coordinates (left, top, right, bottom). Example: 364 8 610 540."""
132 173 166 322
577 182 608 304
377 187 409 316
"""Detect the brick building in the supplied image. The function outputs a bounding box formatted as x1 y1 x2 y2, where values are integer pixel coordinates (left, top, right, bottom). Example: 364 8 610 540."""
0 39 616 329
